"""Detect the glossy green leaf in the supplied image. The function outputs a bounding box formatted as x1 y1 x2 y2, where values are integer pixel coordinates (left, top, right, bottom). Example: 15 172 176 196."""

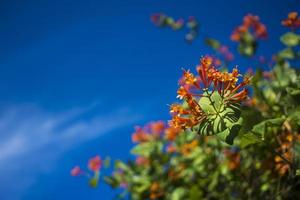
280 32 300 47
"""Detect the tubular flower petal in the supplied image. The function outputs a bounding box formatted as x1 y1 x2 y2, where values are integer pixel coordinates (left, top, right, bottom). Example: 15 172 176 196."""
182 69 199 88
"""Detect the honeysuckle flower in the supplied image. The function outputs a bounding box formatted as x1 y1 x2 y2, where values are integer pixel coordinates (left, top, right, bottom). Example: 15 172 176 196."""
274 131 295 176
131 126 150 143
231 14 267 41
132 121 167 142
150 120 165 136
170 56 250 130
282 11 300 30
88 155 102 172
71 166 82 176
164 127 181 141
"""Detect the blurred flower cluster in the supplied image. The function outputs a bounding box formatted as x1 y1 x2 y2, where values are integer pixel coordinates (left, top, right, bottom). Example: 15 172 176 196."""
231 14 268 57
72 12 300 199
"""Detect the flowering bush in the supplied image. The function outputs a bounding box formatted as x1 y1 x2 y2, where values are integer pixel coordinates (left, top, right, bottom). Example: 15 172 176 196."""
72 12 300 199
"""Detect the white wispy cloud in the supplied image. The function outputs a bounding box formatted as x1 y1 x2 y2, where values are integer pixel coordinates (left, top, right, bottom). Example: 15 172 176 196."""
0 103 142 200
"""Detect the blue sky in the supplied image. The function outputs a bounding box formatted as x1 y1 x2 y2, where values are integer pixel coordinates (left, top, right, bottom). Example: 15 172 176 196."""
0 0 299 199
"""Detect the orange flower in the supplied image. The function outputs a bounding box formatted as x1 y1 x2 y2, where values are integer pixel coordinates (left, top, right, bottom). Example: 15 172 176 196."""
150 121 165 136
170 56 250 130
182 69 200 88
274 131 294 175
282 12 300 30
150 182 164 200
164 127 181 141
88 155 102 172
181 140 198 155
177 86 189 99
231 14 267 41
131 126 150 143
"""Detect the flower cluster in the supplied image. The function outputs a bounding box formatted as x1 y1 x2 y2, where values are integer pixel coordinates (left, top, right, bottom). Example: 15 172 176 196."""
274 130 300 175
231 14 267 41
281 11 300 30
131 121 166 143
169 56 250 130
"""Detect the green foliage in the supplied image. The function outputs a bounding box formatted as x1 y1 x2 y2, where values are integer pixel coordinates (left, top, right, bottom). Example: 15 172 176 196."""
280 32 300 47
74 12 300 200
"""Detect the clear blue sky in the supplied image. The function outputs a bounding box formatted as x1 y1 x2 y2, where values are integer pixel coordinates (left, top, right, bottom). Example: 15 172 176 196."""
0 0 299 199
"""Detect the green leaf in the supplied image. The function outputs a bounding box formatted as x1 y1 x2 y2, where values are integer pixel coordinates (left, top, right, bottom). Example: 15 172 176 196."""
171 188 186 200
278 48 295 59
252 118 285 137
280 32 300 47
198 92 242 144
89 171 100 188
296 169 300 176
239 132 263 148
272 61 297 87
103 176 119 188
199 92 222 115
130 142 154 157
286 87 300 95
115 160 130 171
205 38 221 50
217 117 243 145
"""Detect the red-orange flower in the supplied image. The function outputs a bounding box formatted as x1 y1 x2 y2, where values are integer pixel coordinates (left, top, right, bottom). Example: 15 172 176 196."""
169 56 250 130
150 121 165 136
164 127 181 141
88 155 102 172
282 12 300 30
231 14 267 41
131 126 151 143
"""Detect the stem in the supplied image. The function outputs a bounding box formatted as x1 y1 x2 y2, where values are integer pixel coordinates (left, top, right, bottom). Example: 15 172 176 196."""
204 89 219 114
270 148 293 167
